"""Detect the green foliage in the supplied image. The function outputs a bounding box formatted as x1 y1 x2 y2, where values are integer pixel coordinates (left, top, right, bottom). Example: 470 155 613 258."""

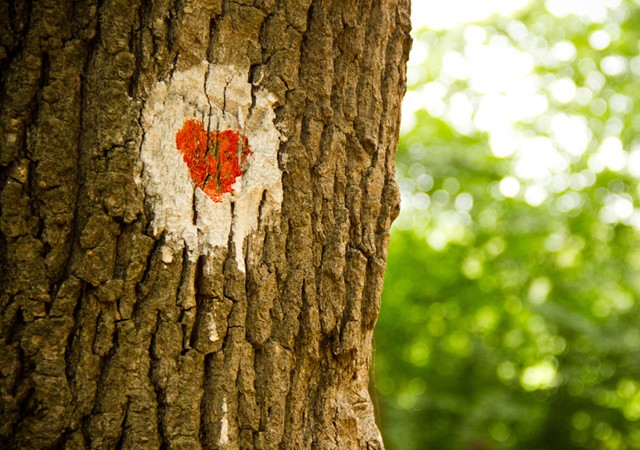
375 1 640 449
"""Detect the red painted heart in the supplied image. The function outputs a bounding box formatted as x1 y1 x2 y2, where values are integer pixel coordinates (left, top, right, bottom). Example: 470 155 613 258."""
176 119 252 202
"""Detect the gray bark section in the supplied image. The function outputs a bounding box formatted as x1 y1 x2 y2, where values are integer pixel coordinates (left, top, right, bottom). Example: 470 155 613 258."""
0 0 411 448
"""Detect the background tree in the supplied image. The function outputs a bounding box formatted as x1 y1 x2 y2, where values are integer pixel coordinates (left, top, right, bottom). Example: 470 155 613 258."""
0 0 411 448
375 1 640 449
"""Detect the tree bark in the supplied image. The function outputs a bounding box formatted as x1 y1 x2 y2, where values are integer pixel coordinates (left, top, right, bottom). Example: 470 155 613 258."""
0 0 410 448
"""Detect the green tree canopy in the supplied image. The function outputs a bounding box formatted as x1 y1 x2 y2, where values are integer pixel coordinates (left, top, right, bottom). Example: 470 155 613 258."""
376 1 640 448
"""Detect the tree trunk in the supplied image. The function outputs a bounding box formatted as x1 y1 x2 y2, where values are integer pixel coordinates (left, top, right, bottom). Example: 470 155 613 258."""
0 0 410 448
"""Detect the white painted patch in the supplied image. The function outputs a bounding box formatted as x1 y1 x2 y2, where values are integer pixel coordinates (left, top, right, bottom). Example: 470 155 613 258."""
139 61 282 271
219 396 229 446
206 312 219 342
160 246 173 264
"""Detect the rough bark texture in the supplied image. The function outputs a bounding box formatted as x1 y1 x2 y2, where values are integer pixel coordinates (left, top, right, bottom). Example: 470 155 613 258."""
0 0 411 448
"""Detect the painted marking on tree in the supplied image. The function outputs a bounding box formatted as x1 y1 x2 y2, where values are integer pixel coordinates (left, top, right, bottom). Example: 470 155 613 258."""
140 61 282 272
175 119 252 202
206 312 219 342
219 396 229 446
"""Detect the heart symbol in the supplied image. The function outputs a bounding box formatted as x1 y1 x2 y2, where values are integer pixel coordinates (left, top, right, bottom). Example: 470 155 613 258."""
176 119 252 202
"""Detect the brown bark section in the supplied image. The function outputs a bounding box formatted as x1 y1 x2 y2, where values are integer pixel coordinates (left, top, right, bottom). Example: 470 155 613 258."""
0 0 411 448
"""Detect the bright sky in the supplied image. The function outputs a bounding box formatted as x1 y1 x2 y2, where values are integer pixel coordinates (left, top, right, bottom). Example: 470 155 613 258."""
411 0 623 29
411 0 532 30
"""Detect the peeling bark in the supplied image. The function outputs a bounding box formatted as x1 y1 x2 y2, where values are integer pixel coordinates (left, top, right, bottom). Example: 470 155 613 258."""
0 0 411 448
